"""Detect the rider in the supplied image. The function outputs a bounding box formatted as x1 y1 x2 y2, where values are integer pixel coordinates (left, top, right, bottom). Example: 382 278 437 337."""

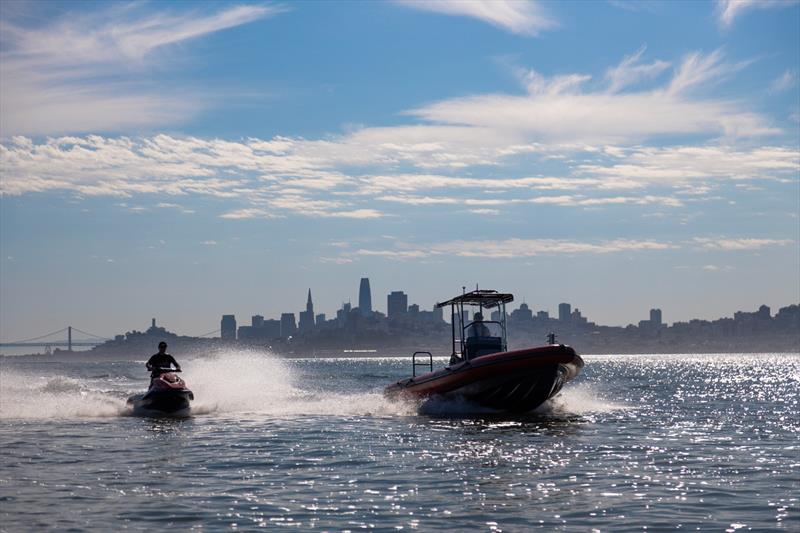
467 312 491 338
146 341 181 381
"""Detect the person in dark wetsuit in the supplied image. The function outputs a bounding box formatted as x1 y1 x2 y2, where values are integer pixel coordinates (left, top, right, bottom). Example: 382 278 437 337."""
146 341 181 381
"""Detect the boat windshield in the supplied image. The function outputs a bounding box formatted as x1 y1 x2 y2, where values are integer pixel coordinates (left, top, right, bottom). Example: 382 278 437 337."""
464 320 503 339
437 289 513 361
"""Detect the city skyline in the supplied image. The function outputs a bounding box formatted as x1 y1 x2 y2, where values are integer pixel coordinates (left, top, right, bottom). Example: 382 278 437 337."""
1 1 798 341
208 277 795 339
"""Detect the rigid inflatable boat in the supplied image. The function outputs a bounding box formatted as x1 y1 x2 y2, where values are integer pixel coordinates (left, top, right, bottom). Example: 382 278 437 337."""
385 289 584 412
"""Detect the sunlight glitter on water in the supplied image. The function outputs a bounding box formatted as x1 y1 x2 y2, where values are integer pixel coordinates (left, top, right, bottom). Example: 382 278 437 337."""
0 352 798 531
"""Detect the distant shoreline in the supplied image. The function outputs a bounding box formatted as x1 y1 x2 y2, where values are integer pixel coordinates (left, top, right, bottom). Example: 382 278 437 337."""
3 347 799 364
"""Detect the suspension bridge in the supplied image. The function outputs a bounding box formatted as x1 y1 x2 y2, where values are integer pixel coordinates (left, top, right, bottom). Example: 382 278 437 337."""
0 326 109 353
1 325 222 355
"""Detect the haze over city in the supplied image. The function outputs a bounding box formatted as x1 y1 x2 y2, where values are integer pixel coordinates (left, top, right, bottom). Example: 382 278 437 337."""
1 0 798 341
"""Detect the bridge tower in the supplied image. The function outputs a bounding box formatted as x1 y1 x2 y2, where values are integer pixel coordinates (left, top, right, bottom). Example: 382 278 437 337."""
68 326 72 352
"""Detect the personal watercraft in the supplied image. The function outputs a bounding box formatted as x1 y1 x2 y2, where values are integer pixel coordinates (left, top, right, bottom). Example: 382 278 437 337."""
127 367 194 416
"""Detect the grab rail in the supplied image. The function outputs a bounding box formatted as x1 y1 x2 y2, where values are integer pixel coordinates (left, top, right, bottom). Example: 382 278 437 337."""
412 351 433 377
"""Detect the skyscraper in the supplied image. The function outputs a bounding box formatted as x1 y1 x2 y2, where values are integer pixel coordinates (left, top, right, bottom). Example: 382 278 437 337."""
558 303 572 322
299 289 316 331
387 291 408 319
359 278 372 316
650 308 662 326
280 313 297 337
221 315 237 341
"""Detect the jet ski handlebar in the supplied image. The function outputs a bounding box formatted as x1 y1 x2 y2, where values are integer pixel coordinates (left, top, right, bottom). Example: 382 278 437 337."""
150 366 182 373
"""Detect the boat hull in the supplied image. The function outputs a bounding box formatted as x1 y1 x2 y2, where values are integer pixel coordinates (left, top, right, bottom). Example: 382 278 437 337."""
386 345 583 413
127 389 194 416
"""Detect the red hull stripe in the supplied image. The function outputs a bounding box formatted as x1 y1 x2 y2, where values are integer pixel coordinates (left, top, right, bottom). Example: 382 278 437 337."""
390 346 583 397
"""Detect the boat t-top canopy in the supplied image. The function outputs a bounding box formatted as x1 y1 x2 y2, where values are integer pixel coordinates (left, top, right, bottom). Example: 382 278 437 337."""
436 289 514 309
437 289 514 361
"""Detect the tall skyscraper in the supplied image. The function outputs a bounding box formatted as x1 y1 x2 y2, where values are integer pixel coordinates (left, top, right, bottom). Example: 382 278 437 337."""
650 308 662 326
359 278 372 316
280 313 297 337
299 289 316 331
558 303 572 322
221 315 237 341
387 291 408 319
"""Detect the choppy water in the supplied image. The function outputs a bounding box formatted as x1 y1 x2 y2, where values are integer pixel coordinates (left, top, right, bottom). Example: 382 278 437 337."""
1 352 798 531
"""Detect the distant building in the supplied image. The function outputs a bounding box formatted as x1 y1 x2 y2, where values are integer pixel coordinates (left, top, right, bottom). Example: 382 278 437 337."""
571 308 588 326
359 278 372 316
536 310 550 320
511 303 533 322
387 291 408 319
237 325 254 340
650 308 662 327
263 319 281 339
315 313 326 325
337 302 352 326
281 313 297 337
221 315 237 340
298 289 315 331
409 303 420 314
147 318 167 336
239 317 280 341
558 303 572 322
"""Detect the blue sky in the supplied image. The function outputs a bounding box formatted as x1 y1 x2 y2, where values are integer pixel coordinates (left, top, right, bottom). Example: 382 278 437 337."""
1 0 799 340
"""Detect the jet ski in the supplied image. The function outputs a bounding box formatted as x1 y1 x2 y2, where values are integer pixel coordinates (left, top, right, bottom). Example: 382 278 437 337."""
127 367 194 416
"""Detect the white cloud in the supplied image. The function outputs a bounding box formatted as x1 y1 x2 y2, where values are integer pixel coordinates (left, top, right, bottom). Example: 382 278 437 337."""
378 193 684 208
202 240 218 246
0 4 280 135
518 70 591 96
409 50 775 143
219 208 279 220
605 46 670 93
579 145 800 184
716 0 798 28
338 235 796 261
395 0 557 36
770 70 798 93
2 134 796 221
701 264 734 271
666 49 750 97
351 238 675 260
693 237 794 250
529 195 684 207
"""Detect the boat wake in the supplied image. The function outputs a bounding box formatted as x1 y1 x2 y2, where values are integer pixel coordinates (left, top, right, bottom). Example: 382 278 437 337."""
0 373 129 419
414 380 627 418
0 352 418 420
536 383 627 416
0 352 621 420
188 351 417 417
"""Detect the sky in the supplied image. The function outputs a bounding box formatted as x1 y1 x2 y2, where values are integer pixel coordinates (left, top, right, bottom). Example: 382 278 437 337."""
1 0 799 341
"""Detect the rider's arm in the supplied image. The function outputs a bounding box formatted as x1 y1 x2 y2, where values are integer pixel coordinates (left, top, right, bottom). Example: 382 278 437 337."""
170 355 181 371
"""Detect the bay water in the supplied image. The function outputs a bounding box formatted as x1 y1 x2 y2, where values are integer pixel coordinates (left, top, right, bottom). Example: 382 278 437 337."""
1 352 797 531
